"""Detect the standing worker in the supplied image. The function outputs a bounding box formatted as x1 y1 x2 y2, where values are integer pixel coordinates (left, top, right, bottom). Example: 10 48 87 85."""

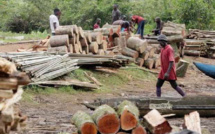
156 35 186 97
94 18 101 30
131 15 145 39
152 17 163 35
112 4 121 23
49 8 61 35
113 20 130 33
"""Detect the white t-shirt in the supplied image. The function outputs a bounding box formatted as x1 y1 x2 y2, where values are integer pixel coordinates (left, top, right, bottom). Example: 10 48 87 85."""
49 14 59 33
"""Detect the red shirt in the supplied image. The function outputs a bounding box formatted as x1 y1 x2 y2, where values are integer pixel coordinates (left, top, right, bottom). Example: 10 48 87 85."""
158 45 177 80
132 15 144 24
94 23 100 29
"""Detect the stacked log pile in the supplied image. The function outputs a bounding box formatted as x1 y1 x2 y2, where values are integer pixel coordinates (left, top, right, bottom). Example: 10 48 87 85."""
0 58 30 134
72 100 204 134
187 29 215 58
184 39 207 56
50 25 114 55
0 52 131 82
161 21 186 37
121 37 161 70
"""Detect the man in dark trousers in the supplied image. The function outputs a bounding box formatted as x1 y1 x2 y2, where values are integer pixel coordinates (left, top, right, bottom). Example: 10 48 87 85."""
49 8 61 35
131 15 145 39
152 17 163 35
112 4 121 23
156 35 186 97
94 18 101 30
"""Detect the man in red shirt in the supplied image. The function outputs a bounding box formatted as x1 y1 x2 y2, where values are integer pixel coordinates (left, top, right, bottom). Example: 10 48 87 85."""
131 15 145 39
94 18 101 30
156 35 185 97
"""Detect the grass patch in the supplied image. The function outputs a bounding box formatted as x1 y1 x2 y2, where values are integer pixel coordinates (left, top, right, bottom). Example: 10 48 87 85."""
0 31 49 43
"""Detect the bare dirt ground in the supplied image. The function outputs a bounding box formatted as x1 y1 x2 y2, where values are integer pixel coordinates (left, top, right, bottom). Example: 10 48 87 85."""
13 56 215 134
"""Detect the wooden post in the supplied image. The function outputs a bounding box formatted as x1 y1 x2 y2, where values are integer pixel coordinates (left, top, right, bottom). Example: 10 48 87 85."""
143 109 172 134
176 59 189 77
92 105 120 134
72 111 97 134
184 111 202 134
117 100 139 131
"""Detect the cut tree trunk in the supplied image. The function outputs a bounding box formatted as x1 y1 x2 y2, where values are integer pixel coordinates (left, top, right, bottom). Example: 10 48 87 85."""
132 125 147 134
89 42 99 54
184 50 201 56
143 109 172 134
63 25 79 34
122 47 139 59
102 24 121 38
50 35 69 48
144 58 155 69
127 37 148 53
167 35 183 43
176 59 189 77
105 51 115 56
139 51 150 60
92 105 120 134
150 44 161 54
153 54 160 69
94 28 112 36
83 45 89 54
69 36 76 45
80 37 88 47
0 78 18 90
117 100 139 131
98 49 105 56
146 46 156 58
91 32 103 44
0 90 13 99
76 34 80 43
100 40 108 51
72 111 97 134
136 58 144 67
55 26 74 37
184 111 202 134
114 37 121 47
78 27 85 39
73 44 80 53
120 36 127 49
48 46 69 53
84 32 92 43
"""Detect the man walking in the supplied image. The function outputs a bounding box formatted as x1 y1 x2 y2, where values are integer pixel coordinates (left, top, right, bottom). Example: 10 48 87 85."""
131 15 145 39
49 8 61 35
156 35 186 97
112 4 121 23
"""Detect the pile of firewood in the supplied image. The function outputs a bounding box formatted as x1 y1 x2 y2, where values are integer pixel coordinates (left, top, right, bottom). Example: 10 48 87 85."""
71 100 203 134
0 58 30 134
186 29 215 58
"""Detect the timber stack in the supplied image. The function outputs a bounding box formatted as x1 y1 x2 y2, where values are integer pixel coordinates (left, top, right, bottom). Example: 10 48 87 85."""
0 52 130 82
0 58 30 134
187 29 215 58
72 100 204 134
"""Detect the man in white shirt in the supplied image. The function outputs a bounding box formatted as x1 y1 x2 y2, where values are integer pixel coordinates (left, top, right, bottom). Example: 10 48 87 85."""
49 8 61 35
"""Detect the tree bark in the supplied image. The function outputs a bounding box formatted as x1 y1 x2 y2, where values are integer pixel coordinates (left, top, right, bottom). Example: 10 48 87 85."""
91 32 103 44
47 46 69 53
144 58 155 69
117 100 139 131
50 35 69 48
55 26 74 37
136 58 144 67
143 109 172 134
72 111 97 134
92 105 120 134
127 37 148 53
132 125 147 134
184 50 201 56
176 59 189 77
184 111 202 134
89 42 99 54
122 47 139 59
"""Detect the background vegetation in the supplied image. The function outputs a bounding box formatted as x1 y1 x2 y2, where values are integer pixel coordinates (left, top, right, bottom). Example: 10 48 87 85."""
0 0 215 34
